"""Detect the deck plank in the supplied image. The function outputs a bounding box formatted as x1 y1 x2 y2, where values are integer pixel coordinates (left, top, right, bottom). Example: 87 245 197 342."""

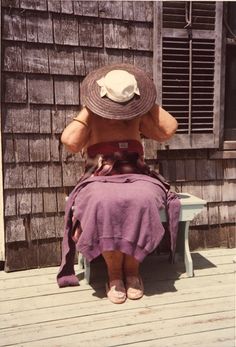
4 311 234 347
0 248 235 347
116 328 235 347
0 252 235 301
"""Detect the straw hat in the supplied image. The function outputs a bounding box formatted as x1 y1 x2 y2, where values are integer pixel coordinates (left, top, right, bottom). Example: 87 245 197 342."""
81 63 157 120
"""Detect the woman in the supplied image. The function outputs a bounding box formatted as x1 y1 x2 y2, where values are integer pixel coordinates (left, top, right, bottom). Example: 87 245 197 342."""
57 64 180 304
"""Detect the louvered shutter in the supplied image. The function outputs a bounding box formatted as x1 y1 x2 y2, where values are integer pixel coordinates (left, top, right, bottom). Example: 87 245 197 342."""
153 1 224 149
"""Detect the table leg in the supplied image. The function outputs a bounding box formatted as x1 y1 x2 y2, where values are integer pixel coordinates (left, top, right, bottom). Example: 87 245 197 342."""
184 221 194 277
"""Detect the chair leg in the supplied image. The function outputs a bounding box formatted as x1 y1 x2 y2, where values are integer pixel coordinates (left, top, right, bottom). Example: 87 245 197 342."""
78 252 84 270
84 258 91 284
184 221 194 277
78 253 91 284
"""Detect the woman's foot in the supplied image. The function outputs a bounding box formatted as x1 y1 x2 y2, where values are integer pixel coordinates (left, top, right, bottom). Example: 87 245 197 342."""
125 275 144 300
106 279 127 304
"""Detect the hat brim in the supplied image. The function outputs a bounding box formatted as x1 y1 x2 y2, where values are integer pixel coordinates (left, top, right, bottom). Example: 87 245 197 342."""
81 64 157 120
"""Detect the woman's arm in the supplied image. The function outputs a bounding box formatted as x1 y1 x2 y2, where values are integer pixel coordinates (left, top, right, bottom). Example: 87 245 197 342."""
61 107 92 153
140 104 178 142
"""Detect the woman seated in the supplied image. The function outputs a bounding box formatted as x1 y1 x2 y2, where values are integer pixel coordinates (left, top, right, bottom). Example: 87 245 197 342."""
57 64 180 304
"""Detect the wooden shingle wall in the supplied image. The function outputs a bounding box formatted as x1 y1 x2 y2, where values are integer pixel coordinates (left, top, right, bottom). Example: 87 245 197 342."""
1 1 235 271
1 0 154 270
156 150 236 250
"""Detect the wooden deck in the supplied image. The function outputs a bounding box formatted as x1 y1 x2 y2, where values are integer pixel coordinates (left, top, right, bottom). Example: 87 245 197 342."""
0 248 235 347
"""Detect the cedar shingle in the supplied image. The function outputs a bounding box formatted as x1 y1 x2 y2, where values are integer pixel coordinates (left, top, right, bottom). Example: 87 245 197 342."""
223 159 236 179
53 15 78 45
49 164 62 187
3 43 23 72
29 138 51 162
28 76 54 104
2 9 26 41
185 160 196 181
79 18 103 47
133 1 153 22
3 136 15 163
73 1 82 15
99 1 122 19
129 24 153 51
16 191 32 215
43 190 57 213
104 20 153 51
15 137 30 162
3 73 27 103
22 45 49 73
39 108 52 134
99 49 123 67
122 1 134 21
50 137 60 162
175 160 185 181
26 12 53 43
3 106 40 134
216 160 224 179
208 204 219 225
228 203 236 223
222 181 236 202
74 48 86 76
62 162 83 186
47 0 61 13
4 191 16 217
196 159 216 180
36 164 49 187
104 21 129 49
31 189 43 213
61 1 73 14
56 189 66 212
218 204 228 224
133 52 153 75
65 109 79 126
22 165 37 188
54 214 64 237
2 0 20 7
52 109 66 134
5 218 26 242
201 182 221 202
122 50 134 64
49 47 75 75
82 49 99 74
54 77 79 105
31 216 55 239
74 1 98 17
20 0 47 11
4 165 23 189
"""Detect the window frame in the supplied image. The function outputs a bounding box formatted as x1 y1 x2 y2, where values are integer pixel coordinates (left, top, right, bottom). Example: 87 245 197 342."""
153 1 225 150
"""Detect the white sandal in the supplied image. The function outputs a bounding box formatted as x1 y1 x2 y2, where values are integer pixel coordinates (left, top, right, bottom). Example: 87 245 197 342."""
106 279 127 304
125 276 144 300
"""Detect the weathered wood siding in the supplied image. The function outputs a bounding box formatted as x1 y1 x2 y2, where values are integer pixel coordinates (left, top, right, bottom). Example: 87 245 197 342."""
156 150 236 251
1 1 235 271
1 0 154 271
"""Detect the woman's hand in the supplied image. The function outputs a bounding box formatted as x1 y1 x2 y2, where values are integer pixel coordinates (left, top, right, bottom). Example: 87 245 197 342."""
140 104 178 142
61 107 92 153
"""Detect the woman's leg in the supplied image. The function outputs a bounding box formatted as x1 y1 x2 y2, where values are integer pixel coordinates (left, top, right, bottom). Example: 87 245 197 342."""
124 254 144 300
123 254 140 276
102 250 124 281
102 250 126 304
